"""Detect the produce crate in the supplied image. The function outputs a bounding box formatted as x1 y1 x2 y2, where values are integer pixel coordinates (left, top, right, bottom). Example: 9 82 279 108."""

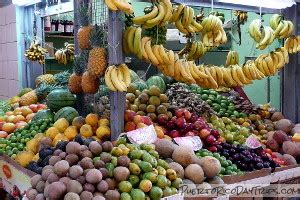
222 168 271 184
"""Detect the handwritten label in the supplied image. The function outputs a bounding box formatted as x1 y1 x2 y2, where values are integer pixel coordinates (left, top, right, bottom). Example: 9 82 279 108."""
173 136 203 151
246 134 262 149
125 125 157 144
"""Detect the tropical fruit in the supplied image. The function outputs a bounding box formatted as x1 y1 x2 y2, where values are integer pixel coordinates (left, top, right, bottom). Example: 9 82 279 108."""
54 107 79 123
46 88 75 112
77 5 93 50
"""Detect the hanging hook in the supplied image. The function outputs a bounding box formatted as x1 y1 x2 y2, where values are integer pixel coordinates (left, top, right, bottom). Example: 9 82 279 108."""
211 0 214 12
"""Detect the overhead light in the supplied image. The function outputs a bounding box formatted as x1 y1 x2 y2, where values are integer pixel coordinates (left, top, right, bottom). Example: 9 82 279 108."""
215 0 296 9
12 0 41 6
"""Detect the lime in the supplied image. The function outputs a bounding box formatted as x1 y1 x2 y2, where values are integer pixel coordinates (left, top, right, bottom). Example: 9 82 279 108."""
225 169 233 175
227 160 232 165
17 144 24 150
206 99 212 105
221 160 228 167
25 138 30 142
12 147 18 154
220 167 225 174
201 94 208 100
213 153 221 159
228 106 235 111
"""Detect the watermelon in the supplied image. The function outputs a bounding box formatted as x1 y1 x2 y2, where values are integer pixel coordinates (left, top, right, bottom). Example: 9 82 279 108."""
134 81 148 91
130 70 140 82
146 76 166 93
32 109 54 122
54 107 79 123
46 88 76 112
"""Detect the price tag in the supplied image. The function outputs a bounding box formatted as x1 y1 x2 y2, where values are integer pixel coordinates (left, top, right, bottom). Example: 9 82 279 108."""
125 125 157 144
173 136 203 151
245 134 262 149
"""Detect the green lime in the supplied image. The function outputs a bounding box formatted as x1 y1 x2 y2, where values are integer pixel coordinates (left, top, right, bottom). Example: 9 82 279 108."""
206 99 212 105
201 94 208 100
220 167 225 174
213 153 221 159
225 169 233 175
227 160 232 166
221 160 228 167
25 138 30 142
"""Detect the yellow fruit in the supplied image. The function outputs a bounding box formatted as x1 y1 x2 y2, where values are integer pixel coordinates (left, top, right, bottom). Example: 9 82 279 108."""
26 139 39 154
96 126 111 139
15 151 35 167
85 113 99 126
52 133 68 146
154 126 165 139
64 126 78 140
98 118 109 127
80 124 93 138
53 118 70 132
45 127 60 139
32 153 40 162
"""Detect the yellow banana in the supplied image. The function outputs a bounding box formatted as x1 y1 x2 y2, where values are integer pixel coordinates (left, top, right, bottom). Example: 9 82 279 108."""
231 66 243 86
161 0 172 23
215 66 224 86
158 45 170 64
167 50 175 66
126 27 136 53
145 4 165 28
111 66 127 91
181 6 190 26
265 55 276 75
193 65 209 79
175 17 189 34
261 58 271 76
152 45 164 64
279 21 289 37
236 65 248 84
105 66 117 91
170 4 185 22
111 0 133 14
119 64 131 87
204 67 218 88
191 20 203 32
132 6 158 25
174 59 182 81
133 27 142 59
105 0 118 11
273 51 284 69
145 40 160 66
221 67 234 86
242 64 253 80
209 66 217 82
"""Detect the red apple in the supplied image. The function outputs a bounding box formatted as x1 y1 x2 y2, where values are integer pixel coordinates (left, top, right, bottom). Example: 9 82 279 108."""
207 146 218 152
185 131 195 137
175 109 185 118
205 135 216 145
157 114 169 126
125 110 137 122
133 115 143 124
190 113 199 123
186 123 194 131
184 110 192 121
29 104 38 113
141 116 152 126
124 121 137 132
210 130 220 138
166 121 176 130
193 120 206 130
171 116 177 122
175 117 186 128
198 129 211 139
168 130 180 138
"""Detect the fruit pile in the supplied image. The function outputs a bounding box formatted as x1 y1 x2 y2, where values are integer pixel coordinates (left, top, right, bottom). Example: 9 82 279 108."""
0 104 47 137
126 85 171 122
208 115 250 145
166 83 216 117
124 110 153 132
216 143 279 171
0 118 53 159
189 85 246 118
196 149 243 176
27 139 181 200
227 90 259 115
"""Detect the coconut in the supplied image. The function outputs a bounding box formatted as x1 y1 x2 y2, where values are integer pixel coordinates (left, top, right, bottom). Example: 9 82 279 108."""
271 112 285 122
275 119 294 133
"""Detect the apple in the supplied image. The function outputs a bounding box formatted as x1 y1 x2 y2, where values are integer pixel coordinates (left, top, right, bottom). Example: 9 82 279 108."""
166 121 176 130
0 122 4 131
29 104 38 113
37 104 47 110
141 116 152 126
175 109 185 118
157 114 169 126
207 146 218 152
171 116 177 122
205 135 216 145
124 121 137 132
183 110 192 121
210 130 220 138
198 129 211 139
16 121 27 129
175 117 186 128
193 120 206 130
125 110 137 122
186 123 194 132
185 131 195 137
133 115 143 124
190 113 199 123
168 130 180 138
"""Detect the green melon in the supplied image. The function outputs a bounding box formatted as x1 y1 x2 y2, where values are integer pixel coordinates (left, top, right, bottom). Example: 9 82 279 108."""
158 74 175 85
46 88 75 112
32 109 54 122
54 107 79 123
130 70 140 82
135 81 148 91
146 76 166 93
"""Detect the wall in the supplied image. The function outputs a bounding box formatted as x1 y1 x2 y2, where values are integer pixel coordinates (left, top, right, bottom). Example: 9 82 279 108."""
0 3 19 99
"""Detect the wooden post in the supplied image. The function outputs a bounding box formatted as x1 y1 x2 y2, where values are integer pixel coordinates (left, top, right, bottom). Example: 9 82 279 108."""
282 5 298 122
108 11 125 141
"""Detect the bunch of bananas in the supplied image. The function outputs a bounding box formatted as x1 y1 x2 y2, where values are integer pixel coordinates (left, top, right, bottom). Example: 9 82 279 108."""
210 11 225 24
170 4 203 35
132 0 172 28
178 41 206 61
54 43 75 65
284 35 300 54
243 60 265 81
249 19 275 50
105 64 131 92
104 0 133 14
225 50 239 67
234 10 248 24
270 14 294 39
255 47 289 76
123 26 143 58
201 15 227 48
24 39 48 65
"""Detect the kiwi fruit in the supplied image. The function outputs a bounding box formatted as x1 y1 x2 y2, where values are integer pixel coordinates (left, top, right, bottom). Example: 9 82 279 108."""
146 105 156 113
126 93 136 103
159 94 168 103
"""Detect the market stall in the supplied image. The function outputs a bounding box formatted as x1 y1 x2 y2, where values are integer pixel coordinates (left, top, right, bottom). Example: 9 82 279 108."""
0 0 300 199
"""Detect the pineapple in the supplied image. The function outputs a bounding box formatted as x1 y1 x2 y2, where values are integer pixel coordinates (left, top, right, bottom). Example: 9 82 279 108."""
77 5 93 50
87 24 107 76
68 52 87 94
19 83 54 106
82 71 99 94
35 74 55 86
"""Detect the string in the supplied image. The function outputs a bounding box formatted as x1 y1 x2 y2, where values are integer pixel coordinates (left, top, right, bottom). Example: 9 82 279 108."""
211 0 214 12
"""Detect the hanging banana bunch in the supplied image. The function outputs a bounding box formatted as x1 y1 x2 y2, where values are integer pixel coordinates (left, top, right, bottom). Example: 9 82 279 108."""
54 43 75 65
178 41 206 61
105 64 131 92
234 10 248 24
24 39 48 65
249 19 275 50
269 14 294 39
284 35 300 54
